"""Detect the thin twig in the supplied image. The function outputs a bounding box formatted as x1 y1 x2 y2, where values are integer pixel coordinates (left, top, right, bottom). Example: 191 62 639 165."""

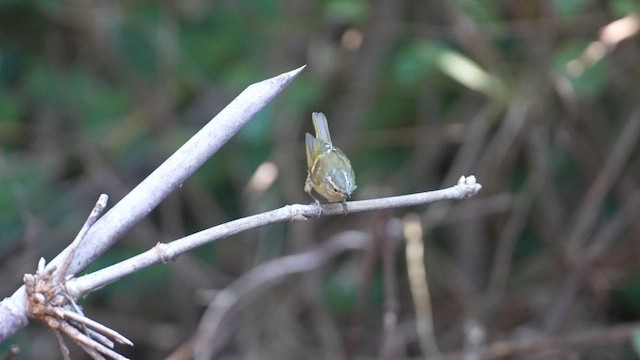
57 320 129 360
53 330 71 360
404 213 441 358
190 231 371 360
543 108 640 334
55 194 109 282
345 234 378 360
59 308 133 346
66 176 482 298
543 191 640 332
441 321 640 360
486 127 548 302
565 108 640 255
378 213 400 360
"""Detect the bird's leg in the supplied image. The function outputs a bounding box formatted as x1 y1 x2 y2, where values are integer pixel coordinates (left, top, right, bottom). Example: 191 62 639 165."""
305 175 323 216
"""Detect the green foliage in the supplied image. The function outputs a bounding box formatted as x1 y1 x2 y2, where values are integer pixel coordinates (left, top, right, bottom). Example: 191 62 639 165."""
609 0 639 16
554 0 595 18
0 160 46 234
455 0 500 23
323 265 383 315
324 0 369 24
0 87 23 145
394 41 450 86
68 71 132 129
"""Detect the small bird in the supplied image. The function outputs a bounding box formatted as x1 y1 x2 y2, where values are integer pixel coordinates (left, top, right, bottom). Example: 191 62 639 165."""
304 112 356 213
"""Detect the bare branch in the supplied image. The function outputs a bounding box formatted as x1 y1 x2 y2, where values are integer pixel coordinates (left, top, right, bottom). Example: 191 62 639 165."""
59 309 133 346
66 176 482 298
191 231 371 359
441 321 640 360
55 194 109 282
543 191 640 332
404 213 441 357
565 108 640 255
0 66 305 342
57 320 129 360
56 65 307 277
378 213 400 360
23 254 133 359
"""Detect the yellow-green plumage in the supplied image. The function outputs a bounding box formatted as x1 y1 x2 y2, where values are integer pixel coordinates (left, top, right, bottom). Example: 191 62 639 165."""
304 112 356 207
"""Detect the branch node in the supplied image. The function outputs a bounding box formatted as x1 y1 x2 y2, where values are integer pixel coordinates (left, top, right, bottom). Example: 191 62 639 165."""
21 195 131 359
24 256 132 359
154 242 173 263
286 204 313 222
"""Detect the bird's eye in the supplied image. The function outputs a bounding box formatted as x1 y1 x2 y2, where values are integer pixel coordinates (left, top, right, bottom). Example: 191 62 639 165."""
328 181 340 193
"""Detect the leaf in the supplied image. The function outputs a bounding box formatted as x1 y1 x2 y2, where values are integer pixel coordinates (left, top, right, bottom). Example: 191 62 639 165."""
436 49 507 101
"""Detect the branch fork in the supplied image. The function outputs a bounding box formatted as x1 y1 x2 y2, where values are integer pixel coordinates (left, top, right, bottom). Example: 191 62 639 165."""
23 195 133 360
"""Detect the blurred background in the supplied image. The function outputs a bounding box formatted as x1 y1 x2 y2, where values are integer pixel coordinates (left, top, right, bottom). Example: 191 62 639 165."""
1 0 640 359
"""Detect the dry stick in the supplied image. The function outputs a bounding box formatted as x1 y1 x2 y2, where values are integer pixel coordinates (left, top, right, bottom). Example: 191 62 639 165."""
332 0 402 145
66 176 481 298
404 213 441 358
344 234 378 360
486 127 548 301
422 108 494 228
377 213 399 360
53 330 70 360
543 191 640 333
452 99 528 306
441 321 640 360
57 320 128 360
191 231 372 360
55 194 109 282
565 108 640 256
0 66 305 342
78 139 227 290
545 109 640 333
59 308 132 346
